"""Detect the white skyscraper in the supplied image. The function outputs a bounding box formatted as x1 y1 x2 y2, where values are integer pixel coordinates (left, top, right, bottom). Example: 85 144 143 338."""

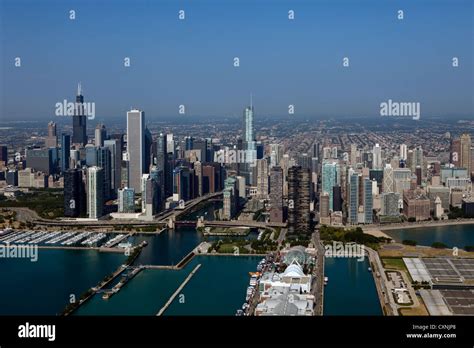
127 109 145 193
87 166 103 219
373 143 382 169
400 144 408 161
166 134 175 155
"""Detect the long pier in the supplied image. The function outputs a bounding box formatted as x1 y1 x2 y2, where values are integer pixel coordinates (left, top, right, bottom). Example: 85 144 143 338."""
156 263 202 316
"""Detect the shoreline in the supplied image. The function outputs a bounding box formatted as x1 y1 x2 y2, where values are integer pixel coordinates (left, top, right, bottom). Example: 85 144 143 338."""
378 219 474 231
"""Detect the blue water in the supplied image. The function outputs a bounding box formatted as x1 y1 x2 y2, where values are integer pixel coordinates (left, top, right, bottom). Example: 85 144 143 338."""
75 255 260 316
323 257 382 315
74 268 189 315
132 227 203 266
164 255 260 316
385 224 474 248
0 249 126 315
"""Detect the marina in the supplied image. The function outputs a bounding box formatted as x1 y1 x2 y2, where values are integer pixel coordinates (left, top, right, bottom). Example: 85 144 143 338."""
0 229 134 251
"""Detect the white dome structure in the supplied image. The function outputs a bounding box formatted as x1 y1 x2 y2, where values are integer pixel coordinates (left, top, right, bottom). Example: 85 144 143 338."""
282 263 305 277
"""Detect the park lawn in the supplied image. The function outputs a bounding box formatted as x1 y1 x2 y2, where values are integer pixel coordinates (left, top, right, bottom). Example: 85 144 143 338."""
382 257 407 272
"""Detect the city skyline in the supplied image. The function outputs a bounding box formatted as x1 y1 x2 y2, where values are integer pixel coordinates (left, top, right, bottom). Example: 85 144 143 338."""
1 1 474 345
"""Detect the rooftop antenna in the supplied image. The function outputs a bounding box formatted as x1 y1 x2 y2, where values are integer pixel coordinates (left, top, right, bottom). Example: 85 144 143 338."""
250 93 253 109
77 82 82 96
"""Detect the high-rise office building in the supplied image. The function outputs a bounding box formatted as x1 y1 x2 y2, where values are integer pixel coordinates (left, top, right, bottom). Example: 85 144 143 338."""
287 166 311 235
72 83 87 146
400 144 408 161
363 178 373 223
350 144 357 165
460 133 472 174
319 192 330 220
451 138 461 166
297 153 311 170
118 187 135 213
270 144 283 168
64 168 86 217
192 139 208 163
0 145 8 164
145 127 152 173
126 109 145 192
45 121 58 148
104 139 122 195
95 123 107 147
332 185 342 212
173 166 192 202
223 177 238 220
97 147 111 200
322 161 338 210
60 133 70 173
26 148 56 175
269 166 284 223
382 164 394 193
256 158 269 199
150 165 163 210
348 172 359 224
141 174 159 218
372 143 382 169
381 192 400 216
87 166 104 219
242 100 255 185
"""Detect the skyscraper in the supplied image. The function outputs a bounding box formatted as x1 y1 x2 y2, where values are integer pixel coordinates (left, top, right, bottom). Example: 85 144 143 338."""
348 172 359 224
0 145 7 164
287 166 311 235
322 161 338 210
87 166 104 219
332 185 342 212
97 147 111 200
460 133 472 174
118 187 135 213
95 123 107 147
269 166 284 223
104 139 122 195
363 178 373 223
45 121 58 148
350 143 357 165
400 144 407 161
372 143 382 169
64 168 86 217
60 133 70 173
242 99 255 185
126 109 145 193
72 83 87 146
256 158 269 199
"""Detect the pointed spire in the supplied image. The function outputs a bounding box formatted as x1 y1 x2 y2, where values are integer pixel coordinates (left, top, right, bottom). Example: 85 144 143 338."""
250 93 253 109
77 82 82 96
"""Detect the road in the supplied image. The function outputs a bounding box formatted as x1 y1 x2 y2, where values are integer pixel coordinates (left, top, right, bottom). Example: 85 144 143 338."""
311 229 325 316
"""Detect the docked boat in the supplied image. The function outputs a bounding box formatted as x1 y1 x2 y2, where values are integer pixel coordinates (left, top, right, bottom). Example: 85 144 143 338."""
324 276 329 285
368 267 372 272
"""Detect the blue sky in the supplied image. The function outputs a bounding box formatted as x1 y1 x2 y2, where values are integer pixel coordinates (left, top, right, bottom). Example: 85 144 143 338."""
0 0 473 121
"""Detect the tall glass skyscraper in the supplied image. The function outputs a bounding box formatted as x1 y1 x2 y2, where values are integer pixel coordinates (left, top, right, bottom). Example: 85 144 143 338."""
322 161 338 210
348 172 359 224
72 83 87 146
127 109 145 193
242 101 255 185
60 133 70 173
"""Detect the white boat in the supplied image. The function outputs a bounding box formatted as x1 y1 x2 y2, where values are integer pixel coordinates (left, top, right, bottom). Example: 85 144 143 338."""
324 276 329 285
